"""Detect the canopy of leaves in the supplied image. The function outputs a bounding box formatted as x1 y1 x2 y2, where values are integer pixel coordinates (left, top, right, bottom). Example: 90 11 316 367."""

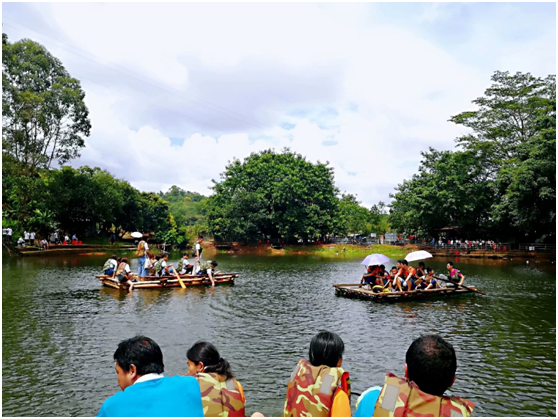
390 71 556 242
206 149 341 242
2 34 91 175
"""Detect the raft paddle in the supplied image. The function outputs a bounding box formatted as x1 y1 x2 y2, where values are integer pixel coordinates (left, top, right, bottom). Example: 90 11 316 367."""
434 274 485 295
175 267 186 289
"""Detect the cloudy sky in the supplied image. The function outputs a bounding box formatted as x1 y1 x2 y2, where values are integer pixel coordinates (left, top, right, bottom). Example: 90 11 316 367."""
3 2 556 207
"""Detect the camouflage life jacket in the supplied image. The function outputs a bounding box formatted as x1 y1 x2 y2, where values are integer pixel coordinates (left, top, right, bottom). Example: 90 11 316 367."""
372 372 474 417
199 260 213 273
190 372 245 417
178 258 189 272
103 258 116 272
153 259 164 275
136 240 146 257
283 359 350 417
115 262 126 276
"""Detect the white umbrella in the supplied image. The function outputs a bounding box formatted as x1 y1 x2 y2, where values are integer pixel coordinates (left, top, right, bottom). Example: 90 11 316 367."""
130 232 143 239
361 253 391 266
405 250 433 262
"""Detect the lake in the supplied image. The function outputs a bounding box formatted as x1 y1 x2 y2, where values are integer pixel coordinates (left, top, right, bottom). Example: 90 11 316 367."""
2 253 556 416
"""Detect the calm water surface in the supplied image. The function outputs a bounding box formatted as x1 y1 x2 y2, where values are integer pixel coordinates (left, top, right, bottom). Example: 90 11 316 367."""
2 253 556 416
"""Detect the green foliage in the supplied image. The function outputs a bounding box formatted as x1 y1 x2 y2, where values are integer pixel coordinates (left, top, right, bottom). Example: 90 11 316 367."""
158 186 207 226
390 71 556 241
2 34 91 175
338 194 389 236
206 149 341 242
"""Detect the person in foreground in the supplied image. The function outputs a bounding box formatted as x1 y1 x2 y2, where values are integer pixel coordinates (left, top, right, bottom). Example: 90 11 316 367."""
98 336 204 417
186 341 246 417
283 331 351 417
354 334 475 417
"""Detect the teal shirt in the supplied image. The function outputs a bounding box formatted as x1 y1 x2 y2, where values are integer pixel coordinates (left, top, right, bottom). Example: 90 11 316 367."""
354 386 382 417
98 375 204 417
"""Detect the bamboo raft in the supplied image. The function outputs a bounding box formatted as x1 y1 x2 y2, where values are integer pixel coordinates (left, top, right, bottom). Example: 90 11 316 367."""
96 273 238 290
333 283 480 302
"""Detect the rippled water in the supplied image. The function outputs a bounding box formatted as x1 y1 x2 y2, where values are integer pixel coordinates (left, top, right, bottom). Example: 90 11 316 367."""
2 254 556 416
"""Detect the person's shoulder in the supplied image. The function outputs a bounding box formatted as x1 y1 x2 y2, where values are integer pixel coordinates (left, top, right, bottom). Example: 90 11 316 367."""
98 390 126 415
165 375 202 391
354 386 382 417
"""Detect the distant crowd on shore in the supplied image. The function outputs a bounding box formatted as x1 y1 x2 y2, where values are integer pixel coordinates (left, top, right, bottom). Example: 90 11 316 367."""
2 229 80 249
98 332 475 417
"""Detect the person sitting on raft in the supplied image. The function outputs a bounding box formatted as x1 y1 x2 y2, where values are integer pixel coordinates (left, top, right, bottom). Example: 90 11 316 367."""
447 261 466 287
103 254 118 277
178 253 194 275
186 341 246 417
354 334 475 417
115 257 136 291
283 331 351 417
97 336 204 417
151 255 162 276
416 261 426 278
142 251 155 279
374 264 391 288
361 265 379 288
423 268 442 290
158 253 176 277
197 260 219 287
394 260 416 291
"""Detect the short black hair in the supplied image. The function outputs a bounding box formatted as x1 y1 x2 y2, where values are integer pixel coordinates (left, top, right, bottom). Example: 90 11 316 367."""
309 331 344 368
210 261 218 267
447 261 454 267
111 254 117 260
418 262 425 267
406 335 456 396
183 253 189 257
114 336 164 375
391 266 397 270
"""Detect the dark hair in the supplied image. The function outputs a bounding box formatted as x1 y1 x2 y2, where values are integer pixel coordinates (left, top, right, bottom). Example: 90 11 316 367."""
406 335 457 396
187 341 233 380
447 261 454 267
155 255 161 261
121 257 128 264
418 262 425 268
111 254 117 260
114 336 164 375
391 266 397 271
402 259 408 266
309 331 344 368
426 267 432 273
198 236 204 240
183 253 189 257
117 257 122 263
379 264 385 270
162 253 169 259
210 261 218 267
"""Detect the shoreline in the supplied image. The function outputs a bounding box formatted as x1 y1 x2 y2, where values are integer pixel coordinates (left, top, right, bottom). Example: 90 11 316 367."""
5 242 555 262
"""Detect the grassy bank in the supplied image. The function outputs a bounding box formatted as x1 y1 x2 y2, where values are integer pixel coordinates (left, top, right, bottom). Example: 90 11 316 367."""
282 244 412 258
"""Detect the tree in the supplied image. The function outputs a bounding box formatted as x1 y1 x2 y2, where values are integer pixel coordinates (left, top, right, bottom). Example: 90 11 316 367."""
206 149 341 242
2 34 91 176
389 149 493 238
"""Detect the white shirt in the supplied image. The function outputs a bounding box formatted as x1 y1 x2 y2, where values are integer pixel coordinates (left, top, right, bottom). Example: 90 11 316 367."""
135 373 164 384
144 258 154 270
108 258 117 270
195 243 201 257
160 260 167 273
30 232 35 239
7 228 12 236
24 231 29 240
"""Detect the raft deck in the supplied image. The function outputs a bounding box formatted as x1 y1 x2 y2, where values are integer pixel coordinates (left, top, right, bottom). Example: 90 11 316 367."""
333 283 480 302
98 273 238 290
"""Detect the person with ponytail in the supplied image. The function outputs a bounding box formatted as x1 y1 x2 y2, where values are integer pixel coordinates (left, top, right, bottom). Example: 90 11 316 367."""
186 342 246 417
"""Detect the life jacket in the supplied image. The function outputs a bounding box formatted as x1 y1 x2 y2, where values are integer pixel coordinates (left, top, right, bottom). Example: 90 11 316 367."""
398 267 409 279
408 267 418 278
136 240 146 257
283 359 350 417
178 258 189 272
372 372 474 417
153 259 164 275
189 372 245 417
198 260 213 274
103 258 116 271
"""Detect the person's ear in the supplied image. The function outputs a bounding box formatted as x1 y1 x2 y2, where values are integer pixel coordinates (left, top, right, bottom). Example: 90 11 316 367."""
336 358 343 368
129 364 138 379
199 362 205 372
404 364 409 380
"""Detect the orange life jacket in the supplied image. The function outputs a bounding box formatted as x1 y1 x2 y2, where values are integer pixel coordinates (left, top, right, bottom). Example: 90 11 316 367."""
283 359 350 417
372 372 474 417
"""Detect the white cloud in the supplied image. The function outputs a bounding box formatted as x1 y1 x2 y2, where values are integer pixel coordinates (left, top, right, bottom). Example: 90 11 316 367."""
3 3 555 208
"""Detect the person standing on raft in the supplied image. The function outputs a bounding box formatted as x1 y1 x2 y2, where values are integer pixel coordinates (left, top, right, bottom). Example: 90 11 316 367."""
283 331 351 417
136 237 149 279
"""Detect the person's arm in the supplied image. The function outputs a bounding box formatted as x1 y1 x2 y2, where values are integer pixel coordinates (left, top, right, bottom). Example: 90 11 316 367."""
330 389 351 417
208 268 215 286
458 272 466 286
